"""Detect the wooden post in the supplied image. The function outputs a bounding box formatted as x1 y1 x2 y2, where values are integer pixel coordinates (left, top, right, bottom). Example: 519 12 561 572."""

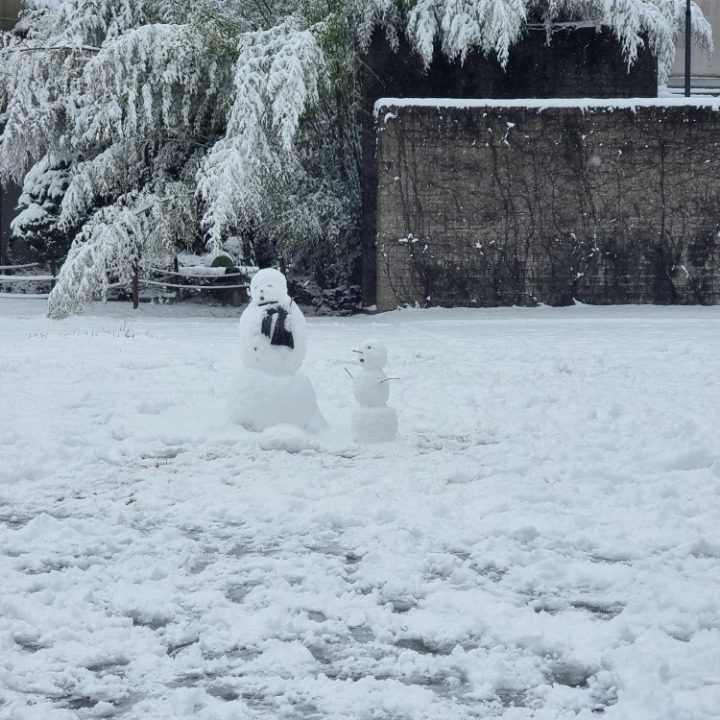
132 263 139 309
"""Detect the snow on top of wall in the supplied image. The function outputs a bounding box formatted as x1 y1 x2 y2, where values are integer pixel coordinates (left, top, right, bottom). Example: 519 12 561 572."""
375 96 720 116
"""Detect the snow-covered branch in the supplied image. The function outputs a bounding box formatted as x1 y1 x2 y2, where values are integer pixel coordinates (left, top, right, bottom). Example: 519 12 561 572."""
197 17 326 245
2 44 101 53
77 23 227 146
48 185 196 319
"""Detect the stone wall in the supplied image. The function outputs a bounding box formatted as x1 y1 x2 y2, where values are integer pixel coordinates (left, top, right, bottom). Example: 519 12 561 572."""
360 26 657 304
375 99 720 310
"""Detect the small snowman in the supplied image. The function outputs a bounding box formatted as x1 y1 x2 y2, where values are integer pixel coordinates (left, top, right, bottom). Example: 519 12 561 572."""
230 268 324 433
350 339 398 443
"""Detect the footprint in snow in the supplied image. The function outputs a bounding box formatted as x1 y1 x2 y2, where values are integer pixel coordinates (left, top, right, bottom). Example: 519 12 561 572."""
137 399 175 415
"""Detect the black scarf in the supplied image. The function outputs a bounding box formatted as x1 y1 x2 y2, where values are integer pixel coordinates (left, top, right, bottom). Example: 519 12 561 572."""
260 304 295 349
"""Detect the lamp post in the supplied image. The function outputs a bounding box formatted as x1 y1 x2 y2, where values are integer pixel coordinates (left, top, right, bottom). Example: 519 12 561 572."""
685 0 692 97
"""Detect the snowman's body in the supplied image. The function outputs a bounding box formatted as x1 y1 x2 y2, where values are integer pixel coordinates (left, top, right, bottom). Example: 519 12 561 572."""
230 368 325 433
231 268 324 432
353 369 389 407
351 340 398 443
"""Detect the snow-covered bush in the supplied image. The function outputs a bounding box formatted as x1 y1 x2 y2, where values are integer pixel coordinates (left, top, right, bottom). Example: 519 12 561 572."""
0 0 712 317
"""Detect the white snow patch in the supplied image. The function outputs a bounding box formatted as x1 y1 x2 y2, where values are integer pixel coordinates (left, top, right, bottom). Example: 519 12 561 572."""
1 299 720 719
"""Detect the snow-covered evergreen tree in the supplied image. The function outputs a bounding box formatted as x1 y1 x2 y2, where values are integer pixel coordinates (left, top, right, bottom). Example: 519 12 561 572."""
11 154 74 267
0 0 712 317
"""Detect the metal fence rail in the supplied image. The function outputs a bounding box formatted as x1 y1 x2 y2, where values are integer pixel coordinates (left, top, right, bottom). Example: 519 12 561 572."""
125 264 252 308
0 264 55 299
0 274 55 282
0 263 40 270
0 261 252 305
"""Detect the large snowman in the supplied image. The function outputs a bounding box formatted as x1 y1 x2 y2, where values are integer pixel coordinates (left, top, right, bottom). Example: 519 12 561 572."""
238 268 307 375
351 339 398 443
230 268 325 433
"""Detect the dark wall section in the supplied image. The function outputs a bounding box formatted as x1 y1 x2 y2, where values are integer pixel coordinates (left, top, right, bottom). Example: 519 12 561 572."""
363 26 657 102
0 1 22 264
376 102 720 310
0 184 21 265
360 26 658 305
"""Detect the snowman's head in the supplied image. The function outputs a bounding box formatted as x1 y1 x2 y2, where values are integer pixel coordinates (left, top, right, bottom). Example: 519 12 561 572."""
250 268 288 306
354 339 387 370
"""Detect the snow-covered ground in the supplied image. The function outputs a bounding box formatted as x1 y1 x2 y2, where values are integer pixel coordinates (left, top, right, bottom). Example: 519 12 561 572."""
2 299 719 720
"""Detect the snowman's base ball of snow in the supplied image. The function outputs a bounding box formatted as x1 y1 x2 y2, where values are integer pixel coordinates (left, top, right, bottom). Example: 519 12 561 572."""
229 369 326 433
351 406 398 444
